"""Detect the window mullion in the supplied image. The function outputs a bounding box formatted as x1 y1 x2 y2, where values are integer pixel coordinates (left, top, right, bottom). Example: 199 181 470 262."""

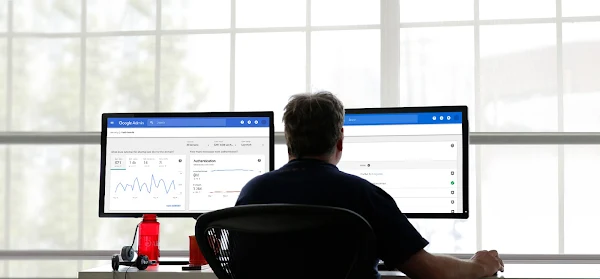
77 0 88 272
556 0 565 255
155 0 162 112
229 0 236 111
474 0 482 252
380 0 400 107
4 0 12 275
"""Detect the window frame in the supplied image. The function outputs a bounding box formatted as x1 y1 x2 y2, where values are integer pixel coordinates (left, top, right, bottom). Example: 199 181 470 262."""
1 0 600 265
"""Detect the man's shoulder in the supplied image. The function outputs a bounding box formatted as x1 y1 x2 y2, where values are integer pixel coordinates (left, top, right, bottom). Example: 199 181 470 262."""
236 171 280 205
243 170 278 187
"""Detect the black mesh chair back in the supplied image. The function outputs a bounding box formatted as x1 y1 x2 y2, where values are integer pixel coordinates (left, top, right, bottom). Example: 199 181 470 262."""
194 204 377 279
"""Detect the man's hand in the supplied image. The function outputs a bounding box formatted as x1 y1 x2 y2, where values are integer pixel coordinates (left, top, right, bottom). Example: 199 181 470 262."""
471 250 504 277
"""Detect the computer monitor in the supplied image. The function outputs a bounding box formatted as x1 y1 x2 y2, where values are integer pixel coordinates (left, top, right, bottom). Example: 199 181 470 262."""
339 106 469 219
99 112 275 218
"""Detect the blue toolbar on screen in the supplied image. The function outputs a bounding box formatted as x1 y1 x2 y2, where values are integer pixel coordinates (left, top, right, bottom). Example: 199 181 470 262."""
344 112 462 126
107 117 270 128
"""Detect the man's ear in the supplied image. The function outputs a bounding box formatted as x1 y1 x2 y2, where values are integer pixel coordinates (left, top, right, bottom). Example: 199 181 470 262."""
337 128 344 151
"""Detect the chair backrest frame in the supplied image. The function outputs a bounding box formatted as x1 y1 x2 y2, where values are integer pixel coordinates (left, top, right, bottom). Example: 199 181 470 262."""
194 204 377 279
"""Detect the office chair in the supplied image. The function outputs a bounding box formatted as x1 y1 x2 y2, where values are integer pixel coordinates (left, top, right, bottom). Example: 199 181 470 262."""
194 204 377 279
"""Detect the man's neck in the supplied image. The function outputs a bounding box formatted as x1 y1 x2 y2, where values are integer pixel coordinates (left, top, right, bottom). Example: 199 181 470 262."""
289 156 335 165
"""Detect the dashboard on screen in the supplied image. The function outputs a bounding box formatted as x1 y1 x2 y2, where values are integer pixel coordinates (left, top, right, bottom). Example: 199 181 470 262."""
339 106 469 219
99 112 275 218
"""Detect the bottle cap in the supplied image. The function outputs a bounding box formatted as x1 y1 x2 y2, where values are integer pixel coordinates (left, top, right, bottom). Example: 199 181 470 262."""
142 214 158 221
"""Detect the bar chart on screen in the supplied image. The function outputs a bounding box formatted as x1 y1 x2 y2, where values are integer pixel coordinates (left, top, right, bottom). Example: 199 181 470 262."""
109 155 187 211
188 154 265 211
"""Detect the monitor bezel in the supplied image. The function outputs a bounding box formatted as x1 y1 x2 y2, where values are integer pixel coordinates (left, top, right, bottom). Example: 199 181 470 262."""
344 106 469 219
99 111 276 218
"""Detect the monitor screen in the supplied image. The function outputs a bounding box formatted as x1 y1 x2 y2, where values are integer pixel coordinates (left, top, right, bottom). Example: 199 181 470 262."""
340 106 469 219
99 112 275 218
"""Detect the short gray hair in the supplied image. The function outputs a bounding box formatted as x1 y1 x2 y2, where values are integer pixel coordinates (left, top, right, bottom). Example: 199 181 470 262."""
283 91 345 158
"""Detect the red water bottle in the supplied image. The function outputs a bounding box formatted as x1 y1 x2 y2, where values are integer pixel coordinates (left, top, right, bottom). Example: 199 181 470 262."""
138 214 160 265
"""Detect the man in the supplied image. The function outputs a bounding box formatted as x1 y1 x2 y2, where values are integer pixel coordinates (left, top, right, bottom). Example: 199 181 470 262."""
236 91 504 279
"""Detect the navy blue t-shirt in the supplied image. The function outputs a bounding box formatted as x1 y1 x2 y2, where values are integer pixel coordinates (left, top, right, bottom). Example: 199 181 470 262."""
235 158 429 278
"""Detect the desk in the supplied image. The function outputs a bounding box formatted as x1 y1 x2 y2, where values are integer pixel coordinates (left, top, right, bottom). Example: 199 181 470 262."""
79 264 600 279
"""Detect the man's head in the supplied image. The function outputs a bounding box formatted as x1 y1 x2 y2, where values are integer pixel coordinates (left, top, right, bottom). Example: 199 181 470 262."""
283 91 345 165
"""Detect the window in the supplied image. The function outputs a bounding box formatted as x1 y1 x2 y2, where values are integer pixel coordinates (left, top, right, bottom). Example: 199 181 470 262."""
0 2 7 32
160 34 231 112
399 26 475 118
12 38 81 131
479 0 555 19
8 145 80 250
234 32 306 128
481 145 559 253
0 39 6 131
13 0 80 33
396 0 599 256
479 23 558 132
562 22 600 131
564 146 600 253
161 0 230 29
85 36 155 130
312 30 381 109
0 147 5 252
312 0 379 26
87 0 156 32
237 0 305 28
562 0 600 17
1 0 600 277
399 0 473 22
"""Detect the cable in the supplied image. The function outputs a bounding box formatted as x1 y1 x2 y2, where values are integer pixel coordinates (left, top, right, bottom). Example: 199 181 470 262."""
124 265 132 279
131 222 141 249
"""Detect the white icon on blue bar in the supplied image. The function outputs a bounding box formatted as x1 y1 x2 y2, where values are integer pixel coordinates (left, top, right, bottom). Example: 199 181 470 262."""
240 120 244 124
447 116 451 120
247 120 251 124
439 116 444 120
254 120 258 124
432 116 436 120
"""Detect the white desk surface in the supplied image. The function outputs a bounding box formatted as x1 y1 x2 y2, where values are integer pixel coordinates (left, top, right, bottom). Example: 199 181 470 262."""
79 264 600 279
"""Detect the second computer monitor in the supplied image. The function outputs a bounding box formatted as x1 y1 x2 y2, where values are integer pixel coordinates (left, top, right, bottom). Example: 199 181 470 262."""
340 106 469 219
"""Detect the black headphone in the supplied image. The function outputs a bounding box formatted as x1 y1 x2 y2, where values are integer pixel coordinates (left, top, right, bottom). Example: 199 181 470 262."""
111 222 158 273
121 245 135 262
111 245 156 271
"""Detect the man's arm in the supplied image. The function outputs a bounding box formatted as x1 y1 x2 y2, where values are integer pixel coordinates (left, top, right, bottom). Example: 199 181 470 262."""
397 249 503 279
358 182 503 278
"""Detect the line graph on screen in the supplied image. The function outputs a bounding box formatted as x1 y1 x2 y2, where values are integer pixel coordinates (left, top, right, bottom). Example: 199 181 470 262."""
114 174 177 194
108 155 187 211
